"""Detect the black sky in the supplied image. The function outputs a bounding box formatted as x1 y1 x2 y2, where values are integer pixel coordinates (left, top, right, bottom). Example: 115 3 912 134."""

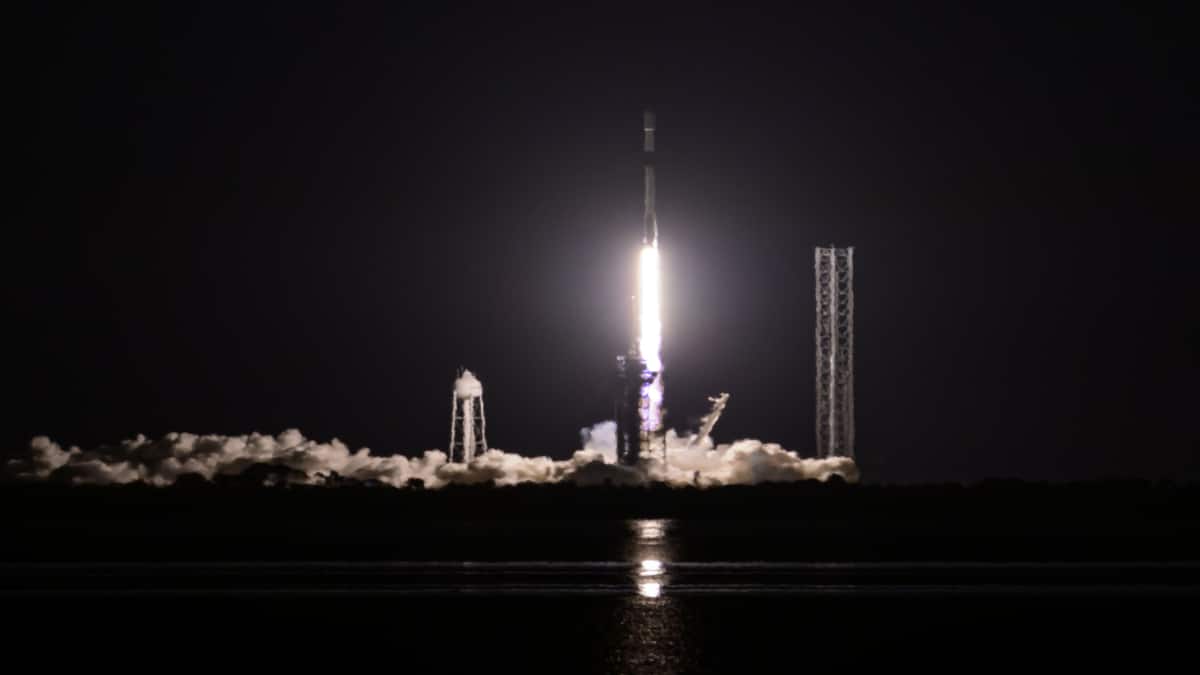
15 3 1197 482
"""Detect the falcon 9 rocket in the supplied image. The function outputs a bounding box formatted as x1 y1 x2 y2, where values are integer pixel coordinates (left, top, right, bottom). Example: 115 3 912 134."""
617 110 665 464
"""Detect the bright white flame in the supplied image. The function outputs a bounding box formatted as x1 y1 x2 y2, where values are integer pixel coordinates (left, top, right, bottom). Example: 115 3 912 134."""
638 244 662 372
640 559 663 576
638 581 662 598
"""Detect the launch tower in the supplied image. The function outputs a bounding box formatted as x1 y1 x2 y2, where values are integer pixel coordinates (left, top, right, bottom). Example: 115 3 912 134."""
815 246 855 458
615 350 646 463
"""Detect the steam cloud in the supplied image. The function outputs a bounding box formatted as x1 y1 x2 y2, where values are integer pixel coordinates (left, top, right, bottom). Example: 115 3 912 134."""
8 424 858 488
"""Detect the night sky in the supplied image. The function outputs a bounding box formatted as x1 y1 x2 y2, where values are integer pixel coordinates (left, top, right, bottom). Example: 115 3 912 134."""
15 4 1196 482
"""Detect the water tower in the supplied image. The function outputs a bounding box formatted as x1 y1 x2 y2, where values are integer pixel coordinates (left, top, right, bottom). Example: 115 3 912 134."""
449 368 488 463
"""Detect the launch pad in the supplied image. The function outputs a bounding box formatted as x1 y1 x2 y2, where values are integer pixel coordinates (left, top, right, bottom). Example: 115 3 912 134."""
613 110 856 468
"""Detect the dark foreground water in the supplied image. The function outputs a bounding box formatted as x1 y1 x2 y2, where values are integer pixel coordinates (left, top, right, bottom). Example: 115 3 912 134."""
5 519 1198 669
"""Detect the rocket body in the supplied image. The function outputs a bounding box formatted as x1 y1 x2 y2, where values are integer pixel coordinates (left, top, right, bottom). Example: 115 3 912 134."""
638 110 664 454
643 110 657 245
638 110 662 372
618 109 666 464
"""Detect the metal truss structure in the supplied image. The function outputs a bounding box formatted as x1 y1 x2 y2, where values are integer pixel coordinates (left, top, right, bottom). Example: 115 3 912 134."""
815 246 855 459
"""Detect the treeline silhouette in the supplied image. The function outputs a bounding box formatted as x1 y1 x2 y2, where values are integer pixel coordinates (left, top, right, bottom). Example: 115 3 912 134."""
3 476 1198 562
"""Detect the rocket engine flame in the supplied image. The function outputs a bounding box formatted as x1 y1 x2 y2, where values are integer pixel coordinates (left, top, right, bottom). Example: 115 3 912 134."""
637 242 665 442
638 243 662 372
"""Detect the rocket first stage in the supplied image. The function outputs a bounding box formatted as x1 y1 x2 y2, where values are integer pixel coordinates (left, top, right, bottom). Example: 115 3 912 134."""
617 110 666 464
643 110 657 245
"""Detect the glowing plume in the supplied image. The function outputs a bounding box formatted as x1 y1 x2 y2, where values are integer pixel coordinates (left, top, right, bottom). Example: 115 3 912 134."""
638 243 662 372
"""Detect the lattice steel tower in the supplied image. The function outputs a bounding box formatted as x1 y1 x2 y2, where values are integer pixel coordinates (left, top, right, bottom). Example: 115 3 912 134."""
815 246 855 459
449 368 487 463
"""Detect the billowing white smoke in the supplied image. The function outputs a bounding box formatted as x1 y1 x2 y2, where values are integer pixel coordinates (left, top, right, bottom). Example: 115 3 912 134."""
8 424 858 488
10 431 447 488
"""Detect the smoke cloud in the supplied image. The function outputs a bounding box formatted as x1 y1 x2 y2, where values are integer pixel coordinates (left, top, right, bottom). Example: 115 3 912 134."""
8 424 858 488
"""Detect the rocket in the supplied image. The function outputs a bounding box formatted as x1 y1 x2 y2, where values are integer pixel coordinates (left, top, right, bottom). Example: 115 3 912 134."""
617 109 665 464
643 109 657 246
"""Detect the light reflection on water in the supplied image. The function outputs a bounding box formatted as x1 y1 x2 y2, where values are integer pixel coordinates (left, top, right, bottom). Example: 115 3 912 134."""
628 518 674 596
637 581 662 598
616 519 684 671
